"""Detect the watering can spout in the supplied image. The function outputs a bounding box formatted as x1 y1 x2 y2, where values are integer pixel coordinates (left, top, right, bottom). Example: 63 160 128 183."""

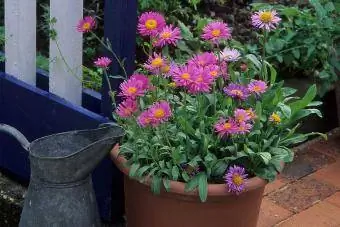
0 124 30 151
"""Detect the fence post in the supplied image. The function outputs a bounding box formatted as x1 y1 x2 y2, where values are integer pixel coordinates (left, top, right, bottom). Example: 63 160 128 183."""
102 0 138 117
103 0 138 223
5 0 36 86
49 0 83 105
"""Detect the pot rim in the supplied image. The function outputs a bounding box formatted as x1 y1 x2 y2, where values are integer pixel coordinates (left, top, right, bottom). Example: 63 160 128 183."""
110 145 268 197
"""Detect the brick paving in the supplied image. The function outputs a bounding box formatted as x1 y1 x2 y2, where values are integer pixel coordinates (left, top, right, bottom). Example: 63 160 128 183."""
258 128 340 227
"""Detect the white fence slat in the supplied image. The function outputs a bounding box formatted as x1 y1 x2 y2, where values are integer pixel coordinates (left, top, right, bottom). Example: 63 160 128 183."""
5 0 36 86
49 0 83 105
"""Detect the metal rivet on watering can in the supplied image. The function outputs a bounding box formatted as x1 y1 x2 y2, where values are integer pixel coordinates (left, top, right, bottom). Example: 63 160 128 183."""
0 123 124 227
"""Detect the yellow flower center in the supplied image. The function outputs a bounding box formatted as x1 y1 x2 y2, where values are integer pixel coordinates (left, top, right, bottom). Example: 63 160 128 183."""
210 71 218 77
161 65 170 74
154 108 165 118
151 58 163 68
127 87 137 94
161 31 172 39
231 90 243 97
259 11 273 23
232 174 244 186
237 115 245 122
270 113 281 124
145 19 157 30
82 22 91 30
223 123 231 130
253 85 262 92
246 109 256 119
198 60 205 66
181 73 190 80
211 29 221 37
197 75 203 82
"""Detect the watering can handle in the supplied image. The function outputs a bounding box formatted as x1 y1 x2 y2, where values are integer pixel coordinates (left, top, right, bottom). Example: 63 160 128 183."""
0 124 30 151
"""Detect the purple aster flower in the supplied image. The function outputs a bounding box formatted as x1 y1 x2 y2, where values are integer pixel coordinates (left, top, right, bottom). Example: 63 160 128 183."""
248 80 268 95
223 83 250 100
154 25 181 47
201 21 232 44
224 165 248 194
251 10 281 31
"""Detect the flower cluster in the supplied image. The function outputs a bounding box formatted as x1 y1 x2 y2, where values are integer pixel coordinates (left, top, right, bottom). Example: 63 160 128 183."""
138 12 181 47
81 10 322 198
214 108 256 138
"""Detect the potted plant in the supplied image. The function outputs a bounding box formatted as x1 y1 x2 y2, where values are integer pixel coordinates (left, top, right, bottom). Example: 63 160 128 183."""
80 9 325 227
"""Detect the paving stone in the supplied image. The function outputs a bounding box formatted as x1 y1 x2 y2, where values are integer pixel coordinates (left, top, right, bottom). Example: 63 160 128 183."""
264 177 289 196
268 177 337 213
312 160 340 189
281 149 336 180
257 198 293 227
325 192 340 208
277 202 340 227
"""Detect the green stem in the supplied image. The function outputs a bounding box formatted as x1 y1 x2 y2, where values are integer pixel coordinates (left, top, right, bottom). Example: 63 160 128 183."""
91 32 128 79
261 31 267 81
55 40 82 82
265 45 308 60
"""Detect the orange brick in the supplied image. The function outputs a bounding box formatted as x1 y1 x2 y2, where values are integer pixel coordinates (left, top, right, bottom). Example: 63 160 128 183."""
325 192 340 208
257 198 293 227
277 202 340 227
264 178 289 195
312 160 340 189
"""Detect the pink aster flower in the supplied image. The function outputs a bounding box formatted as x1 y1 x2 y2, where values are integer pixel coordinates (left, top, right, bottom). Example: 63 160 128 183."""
137 110 152 128
234 109 252 123
148 101 172 126
187 68 214 94
77 16 96 33
144 53 166 74
188 52 217 67
220 48 241 62
251 10 281 31
214 118 238 138
224 83 250 100
248 80 268 95
206 64 221 79
236 121 253 135
138 12 166 37
154 25 181 47
130 73 151 91
201 21 231 43
171 64 195 87
225 165 248 195
116 99 138 118
94 57 112 68
119 78 145 98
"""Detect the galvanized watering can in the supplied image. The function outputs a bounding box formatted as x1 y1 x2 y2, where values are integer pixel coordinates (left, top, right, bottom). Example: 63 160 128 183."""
0 123 124 227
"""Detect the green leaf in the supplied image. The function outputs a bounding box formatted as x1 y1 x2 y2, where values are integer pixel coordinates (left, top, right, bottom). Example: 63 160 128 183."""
246 54 262 71
292 49 300 59
282 87 297 97
185 175 199 192
289 85 317 114
178 20 194 40
278 102 291 119
151 176 162 194
258 152 272 165
290 109 323 123
163 179 171 192
198 173 208 202
129 163 140 178
172 166 179 181
307 101 323 107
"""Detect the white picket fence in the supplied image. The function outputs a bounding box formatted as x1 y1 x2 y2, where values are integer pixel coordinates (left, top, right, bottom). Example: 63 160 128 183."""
4 0 83 105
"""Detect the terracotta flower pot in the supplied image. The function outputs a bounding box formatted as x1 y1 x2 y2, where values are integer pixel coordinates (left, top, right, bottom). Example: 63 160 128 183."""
111 146 267 227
